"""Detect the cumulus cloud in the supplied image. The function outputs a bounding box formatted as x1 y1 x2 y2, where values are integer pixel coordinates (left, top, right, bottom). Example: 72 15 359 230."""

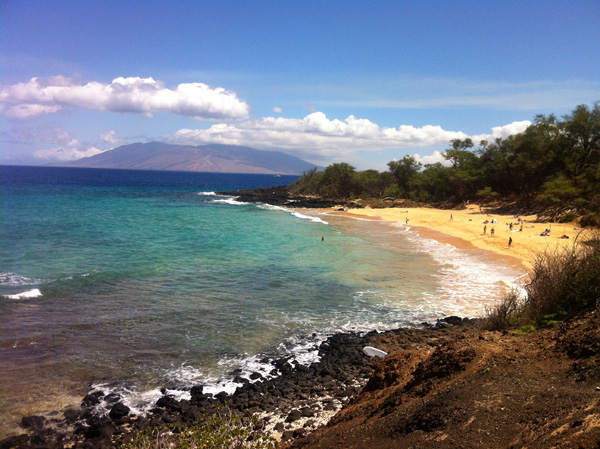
0 76 250 121
99 130 125 145
412 150 447 166
166 112 474 161
31 127 109 161
272 106 283 114
472 120 531 142
34 146 105 161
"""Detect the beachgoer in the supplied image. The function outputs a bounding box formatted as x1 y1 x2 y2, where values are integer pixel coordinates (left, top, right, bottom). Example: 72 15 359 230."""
405 217 409 225
484 224 487 235
450 213 453 222
491 227 495 237
322 236 324 242
508 237 512 248
509 223 513 231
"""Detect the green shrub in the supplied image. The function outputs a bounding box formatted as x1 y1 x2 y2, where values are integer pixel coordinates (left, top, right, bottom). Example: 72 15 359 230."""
123 408 278 449
483 230 600 330
559 211 578 223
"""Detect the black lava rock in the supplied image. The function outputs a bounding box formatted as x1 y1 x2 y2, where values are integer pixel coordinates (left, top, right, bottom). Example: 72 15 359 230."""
108 402 130 421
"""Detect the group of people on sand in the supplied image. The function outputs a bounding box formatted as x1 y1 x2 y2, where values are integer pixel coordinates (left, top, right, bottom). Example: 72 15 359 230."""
482 217 517 249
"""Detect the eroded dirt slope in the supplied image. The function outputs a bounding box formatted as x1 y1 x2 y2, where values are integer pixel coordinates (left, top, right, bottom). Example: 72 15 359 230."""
289 311 600 449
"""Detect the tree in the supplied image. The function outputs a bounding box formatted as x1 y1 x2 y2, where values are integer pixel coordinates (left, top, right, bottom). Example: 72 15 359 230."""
320 163 356 198
560 102 600 177
388 155 421 196
354 169 393 198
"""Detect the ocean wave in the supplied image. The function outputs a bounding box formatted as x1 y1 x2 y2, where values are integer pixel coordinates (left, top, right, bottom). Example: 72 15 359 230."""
197 191 217 196
291 211 328 224
3 288 42 300
0 272 40 287
256 203 288 212
401 230 527 316
256 203 329 224
209 197 247 206
89 381 191 418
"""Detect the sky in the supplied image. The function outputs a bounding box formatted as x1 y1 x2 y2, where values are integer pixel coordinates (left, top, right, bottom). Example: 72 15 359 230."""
1 0 599 171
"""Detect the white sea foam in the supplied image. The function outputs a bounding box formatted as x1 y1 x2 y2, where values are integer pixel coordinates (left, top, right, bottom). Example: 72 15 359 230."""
256 204 329 224
0 272 39 287
3 288 42 300
395 226 527 317
257 203 288 212
197 191 217 196
209 197 247 206
291 211 328 224
90 382 190 417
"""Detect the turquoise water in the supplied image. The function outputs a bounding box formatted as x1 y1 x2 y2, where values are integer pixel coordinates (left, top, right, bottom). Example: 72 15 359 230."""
0 166 524 435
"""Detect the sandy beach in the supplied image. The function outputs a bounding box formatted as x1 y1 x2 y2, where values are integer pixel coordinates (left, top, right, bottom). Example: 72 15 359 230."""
347 204 585 271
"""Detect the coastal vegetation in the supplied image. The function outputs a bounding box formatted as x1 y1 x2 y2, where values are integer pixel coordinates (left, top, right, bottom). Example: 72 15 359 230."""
290 102 600 224
124 407 277 449
484 229 600 331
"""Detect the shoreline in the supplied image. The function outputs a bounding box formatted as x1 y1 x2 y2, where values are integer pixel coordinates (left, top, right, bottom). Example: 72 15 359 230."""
342 204 585 271
1 317 476 448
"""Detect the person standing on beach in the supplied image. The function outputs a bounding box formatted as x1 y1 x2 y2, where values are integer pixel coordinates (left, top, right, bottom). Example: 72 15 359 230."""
405 217 409 225
450 213 453 222
484 224 487 235
508 237 512 248
491 227 495 237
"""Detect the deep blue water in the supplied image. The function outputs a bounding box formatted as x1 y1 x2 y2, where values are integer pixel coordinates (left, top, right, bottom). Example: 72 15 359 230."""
0 165 522 434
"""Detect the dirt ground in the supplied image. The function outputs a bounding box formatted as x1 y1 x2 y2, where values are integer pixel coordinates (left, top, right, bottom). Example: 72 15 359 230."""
287 311 600 449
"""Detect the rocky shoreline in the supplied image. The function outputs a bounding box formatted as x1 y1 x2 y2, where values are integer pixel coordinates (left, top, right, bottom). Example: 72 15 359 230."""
0 317 475 449
217 185 362 209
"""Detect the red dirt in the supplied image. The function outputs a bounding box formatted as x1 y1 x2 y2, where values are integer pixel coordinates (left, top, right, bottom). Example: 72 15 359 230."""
287 311 600 449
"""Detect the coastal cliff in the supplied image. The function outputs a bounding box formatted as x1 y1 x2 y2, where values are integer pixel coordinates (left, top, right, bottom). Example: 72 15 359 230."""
288 311 600 449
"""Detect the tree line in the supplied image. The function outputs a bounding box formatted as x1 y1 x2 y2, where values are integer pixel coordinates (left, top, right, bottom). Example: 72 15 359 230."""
289 102 600 223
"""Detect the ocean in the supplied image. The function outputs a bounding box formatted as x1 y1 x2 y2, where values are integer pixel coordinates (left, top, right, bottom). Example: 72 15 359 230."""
0 166 524 435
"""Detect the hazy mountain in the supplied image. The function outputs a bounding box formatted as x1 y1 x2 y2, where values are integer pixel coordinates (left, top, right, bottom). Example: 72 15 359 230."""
50 142 318 175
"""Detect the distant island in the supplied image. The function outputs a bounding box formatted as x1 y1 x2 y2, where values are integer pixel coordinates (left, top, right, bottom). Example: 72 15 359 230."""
48 142 319 175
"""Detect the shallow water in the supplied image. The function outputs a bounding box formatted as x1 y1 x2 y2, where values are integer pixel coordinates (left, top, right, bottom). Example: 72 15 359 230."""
0 166 525 435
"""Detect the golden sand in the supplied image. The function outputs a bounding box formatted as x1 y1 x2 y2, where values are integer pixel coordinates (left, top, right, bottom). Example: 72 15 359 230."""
347 205 585 271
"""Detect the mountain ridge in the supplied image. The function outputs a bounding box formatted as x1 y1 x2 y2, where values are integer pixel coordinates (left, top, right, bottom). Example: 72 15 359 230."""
49 142 319 175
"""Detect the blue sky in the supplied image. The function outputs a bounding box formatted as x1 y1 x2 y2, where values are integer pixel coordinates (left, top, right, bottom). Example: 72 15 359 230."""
1 0 599 170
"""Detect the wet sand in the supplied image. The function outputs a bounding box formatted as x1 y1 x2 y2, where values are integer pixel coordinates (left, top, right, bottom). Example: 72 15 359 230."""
345 204 585 271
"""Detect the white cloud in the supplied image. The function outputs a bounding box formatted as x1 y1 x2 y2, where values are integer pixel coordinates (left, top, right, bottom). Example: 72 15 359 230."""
99 130 124 145
166 112 474 162
0 76 250 121
1 103 63 119
34 146 105 161
272 106 283 113
471 120 531 142
412 150 447 166
31 127 109 161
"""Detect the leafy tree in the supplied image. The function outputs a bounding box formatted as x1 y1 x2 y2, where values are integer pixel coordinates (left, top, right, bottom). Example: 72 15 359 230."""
355 169 393 198
560 102 600 177
477 187 500 211
536 175 582 206
289 167 321 195
320 162 356 198
410 163 452 201
388 155 421 196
